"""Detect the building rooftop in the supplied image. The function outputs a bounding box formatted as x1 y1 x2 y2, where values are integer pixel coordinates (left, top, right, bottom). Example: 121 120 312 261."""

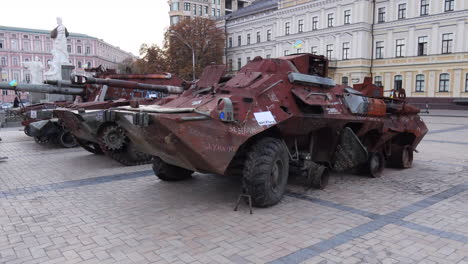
227 0 278 19
0 25 96 39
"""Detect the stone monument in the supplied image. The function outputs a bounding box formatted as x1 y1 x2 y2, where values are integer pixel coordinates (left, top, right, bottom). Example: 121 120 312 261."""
44 17 74 102
23 56 45 103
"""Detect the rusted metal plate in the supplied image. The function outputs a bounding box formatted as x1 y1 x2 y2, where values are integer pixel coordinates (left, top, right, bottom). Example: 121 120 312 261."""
197 65 226 88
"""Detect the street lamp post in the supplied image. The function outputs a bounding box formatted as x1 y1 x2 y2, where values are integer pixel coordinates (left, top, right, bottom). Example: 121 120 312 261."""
169 30 196 81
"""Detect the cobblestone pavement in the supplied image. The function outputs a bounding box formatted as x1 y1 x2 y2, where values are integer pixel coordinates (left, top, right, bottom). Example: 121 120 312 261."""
0 115 467 264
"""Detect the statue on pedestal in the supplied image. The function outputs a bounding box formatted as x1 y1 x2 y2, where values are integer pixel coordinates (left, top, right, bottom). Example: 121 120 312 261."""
45 17 72 81
22 56 44 84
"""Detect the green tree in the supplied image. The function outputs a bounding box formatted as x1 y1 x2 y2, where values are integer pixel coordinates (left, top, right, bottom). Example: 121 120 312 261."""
165 17 225 80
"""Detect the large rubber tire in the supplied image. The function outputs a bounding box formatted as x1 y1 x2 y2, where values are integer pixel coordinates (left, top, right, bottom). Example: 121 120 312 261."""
368 152 385 178
152 157 193 181
24 125 31 136
57 130 78 148
242 137 289 208
76 139 104 155
388 145 413 168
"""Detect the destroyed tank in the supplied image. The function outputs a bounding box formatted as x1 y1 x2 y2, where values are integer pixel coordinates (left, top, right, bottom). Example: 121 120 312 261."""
107 54 428 207
0 81 88 147
53 73 188 165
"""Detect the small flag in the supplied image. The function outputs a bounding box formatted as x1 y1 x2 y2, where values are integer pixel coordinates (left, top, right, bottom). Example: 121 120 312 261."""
293 40 303 49
9 80 18 87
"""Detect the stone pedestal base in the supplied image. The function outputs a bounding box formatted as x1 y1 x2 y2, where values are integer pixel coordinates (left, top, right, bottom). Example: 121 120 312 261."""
47 65 75 102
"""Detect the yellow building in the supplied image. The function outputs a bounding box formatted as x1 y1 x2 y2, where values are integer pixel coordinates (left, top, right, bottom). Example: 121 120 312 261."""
225 0 468 108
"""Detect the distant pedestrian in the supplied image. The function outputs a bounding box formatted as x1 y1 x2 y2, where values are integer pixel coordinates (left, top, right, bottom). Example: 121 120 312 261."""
13 97 20 108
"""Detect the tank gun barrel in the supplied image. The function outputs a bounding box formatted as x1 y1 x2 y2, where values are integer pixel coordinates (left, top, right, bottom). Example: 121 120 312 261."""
71 74 185 94
44 80 87 88
0 82 84 96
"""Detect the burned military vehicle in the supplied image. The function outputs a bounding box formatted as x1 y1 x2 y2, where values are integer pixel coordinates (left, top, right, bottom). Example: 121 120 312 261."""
54 73 187 165
106 54 427 207
0 81 87 147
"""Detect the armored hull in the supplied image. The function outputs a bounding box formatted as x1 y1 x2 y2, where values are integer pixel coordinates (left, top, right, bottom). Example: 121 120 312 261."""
110 54 428 207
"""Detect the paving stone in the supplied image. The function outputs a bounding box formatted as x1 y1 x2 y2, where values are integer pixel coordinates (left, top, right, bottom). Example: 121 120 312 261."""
0 117 467 264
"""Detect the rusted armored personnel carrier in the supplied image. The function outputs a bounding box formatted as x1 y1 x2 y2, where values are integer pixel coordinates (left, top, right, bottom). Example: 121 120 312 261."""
54 73 187 165
107 54 427 207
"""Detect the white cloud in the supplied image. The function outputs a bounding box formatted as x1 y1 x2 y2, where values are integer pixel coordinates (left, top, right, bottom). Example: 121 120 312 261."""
0 0 169 57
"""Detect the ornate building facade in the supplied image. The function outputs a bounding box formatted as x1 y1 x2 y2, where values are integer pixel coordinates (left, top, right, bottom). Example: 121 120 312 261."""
0 25 134 103
168 0 252 25
225 0 468 105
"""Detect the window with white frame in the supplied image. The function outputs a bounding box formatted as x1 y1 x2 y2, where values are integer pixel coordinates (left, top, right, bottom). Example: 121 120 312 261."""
342 42 350 60
444 0 454 11
344 10 351 24
394 75 403 91
418 36 428 56
67 45 72 53
342 76 349 86
0 57 6 66
420 0 429 15
11 39 18 50
439 73 450 92
23 40 30 51
327 14 334 27
326 44 333 59
238 35 241 46
266 54 271 58
298 19 304 33
312 17 318 30
193 4 197 15
285 22 290 35
374 76 383 87
415 74 425 92
237 58 241 70
311 46 318 55
441 33 453 54
378 7 385 23
33 40 41 51
395 39 405 57
376 41 384 59
228 59 233 71
228 37 232 48
267 30 271 41
284 50 289 56
247 34 251 45
12 57 18 66
184 2 190 11
0 39 4 49
398 3 406 19
77 45 82 54
257 32 261 43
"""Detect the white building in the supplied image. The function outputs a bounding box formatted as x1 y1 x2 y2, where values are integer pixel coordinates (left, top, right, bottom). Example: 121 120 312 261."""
225 0 468 106
168 0 252 25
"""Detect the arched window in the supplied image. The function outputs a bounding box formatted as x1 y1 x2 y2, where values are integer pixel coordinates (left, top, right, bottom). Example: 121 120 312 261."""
394 75 403 91
342 76 349 86
439 73 449 92
0 57 6 66
415 74 425 92
77 61 82 68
